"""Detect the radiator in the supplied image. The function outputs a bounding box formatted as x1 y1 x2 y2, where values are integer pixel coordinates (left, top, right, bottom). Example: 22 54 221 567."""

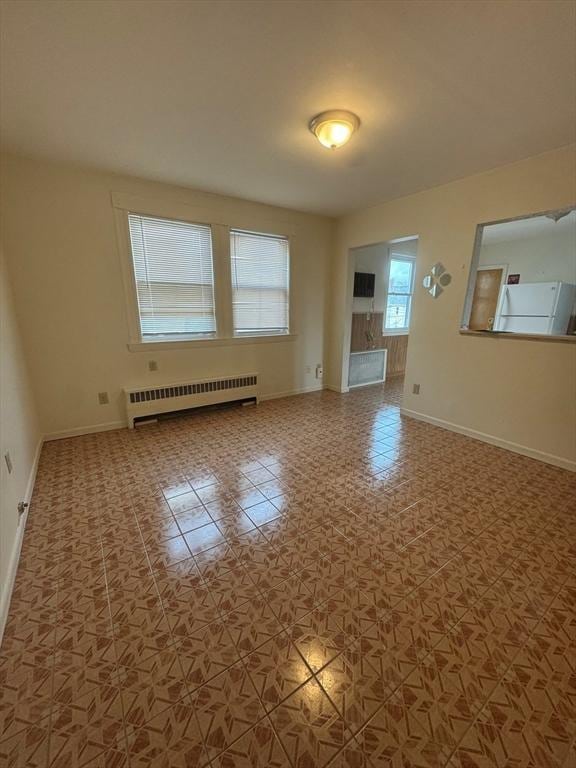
348 350 387 388
124 373 258 428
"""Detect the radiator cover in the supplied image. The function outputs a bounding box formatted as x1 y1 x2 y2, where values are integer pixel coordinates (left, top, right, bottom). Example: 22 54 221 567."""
348 350 387 388
125 374 258 428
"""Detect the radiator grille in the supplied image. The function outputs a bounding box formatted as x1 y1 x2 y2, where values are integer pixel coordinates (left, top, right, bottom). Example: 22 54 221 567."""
348 351 386 387
128 375 258 404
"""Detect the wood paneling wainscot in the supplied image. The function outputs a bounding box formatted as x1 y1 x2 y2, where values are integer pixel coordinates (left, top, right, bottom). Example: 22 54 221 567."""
350 312 408 376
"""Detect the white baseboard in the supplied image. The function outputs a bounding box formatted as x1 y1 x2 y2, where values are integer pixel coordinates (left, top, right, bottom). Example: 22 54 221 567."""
260 385 324 402
0 436 44 643
44 420 127 441
324 383 350 394
43 388 328 439
400 408 575 472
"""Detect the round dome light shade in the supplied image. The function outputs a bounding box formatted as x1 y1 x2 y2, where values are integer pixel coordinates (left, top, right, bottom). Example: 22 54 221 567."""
309 110 360 149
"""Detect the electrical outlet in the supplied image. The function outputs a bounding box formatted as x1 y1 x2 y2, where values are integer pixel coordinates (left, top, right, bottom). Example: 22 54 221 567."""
149 360 158 372
412 383 420 395
316 364 323 379
4 452 13 474
98 391 109 405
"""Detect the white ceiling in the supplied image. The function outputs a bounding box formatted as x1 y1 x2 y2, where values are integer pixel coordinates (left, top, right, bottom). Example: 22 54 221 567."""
482 210 576 244
1 0 575 216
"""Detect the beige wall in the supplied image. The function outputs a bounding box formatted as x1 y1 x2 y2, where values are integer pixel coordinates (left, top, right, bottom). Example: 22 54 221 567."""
352 243 388 314
479 227 576 284
0 247 41 636
1 154 333 437
328 145 576 468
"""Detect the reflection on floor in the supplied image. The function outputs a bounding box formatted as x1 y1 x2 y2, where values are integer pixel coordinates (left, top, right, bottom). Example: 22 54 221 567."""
1 376 575 767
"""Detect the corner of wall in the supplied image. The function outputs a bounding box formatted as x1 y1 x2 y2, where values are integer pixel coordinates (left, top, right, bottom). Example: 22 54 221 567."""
0 244 43 643
0 436 43 641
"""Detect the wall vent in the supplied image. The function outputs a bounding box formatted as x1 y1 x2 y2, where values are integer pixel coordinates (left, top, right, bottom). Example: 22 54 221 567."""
348 350 387 388
125 374 258 428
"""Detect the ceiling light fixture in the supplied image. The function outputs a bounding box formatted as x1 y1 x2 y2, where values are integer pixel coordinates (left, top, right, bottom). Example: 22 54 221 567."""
309 110 360 150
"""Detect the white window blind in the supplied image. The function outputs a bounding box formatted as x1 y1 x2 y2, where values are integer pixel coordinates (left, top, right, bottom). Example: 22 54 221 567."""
230 230 290 336
128 213 216 340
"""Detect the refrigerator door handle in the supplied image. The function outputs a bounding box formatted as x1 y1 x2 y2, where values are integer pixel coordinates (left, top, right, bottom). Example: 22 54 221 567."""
498 287 510 329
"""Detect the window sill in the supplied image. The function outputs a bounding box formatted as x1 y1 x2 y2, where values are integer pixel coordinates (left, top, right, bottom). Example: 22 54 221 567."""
382 330 410 336
459 329 576 344
127 333 297 352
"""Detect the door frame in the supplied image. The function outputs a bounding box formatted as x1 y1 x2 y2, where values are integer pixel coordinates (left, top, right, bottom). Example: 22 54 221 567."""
473 264 508 330
340 236 419 393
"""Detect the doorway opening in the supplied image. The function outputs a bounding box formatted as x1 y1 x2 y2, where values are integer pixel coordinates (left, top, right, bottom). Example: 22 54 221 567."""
342 236 419 392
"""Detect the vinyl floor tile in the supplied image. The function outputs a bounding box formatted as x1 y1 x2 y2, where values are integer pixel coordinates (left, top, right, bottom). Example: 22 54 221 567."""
267 677 355 768
243 632 313 712
210 720 288 768
190 661 266 760
0 718 51 768
125 701 209 768
2 377 575 768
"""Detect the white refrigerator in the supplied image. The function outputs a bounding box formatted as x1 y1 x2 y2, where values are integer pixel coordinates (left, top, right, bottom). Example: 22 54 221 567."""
496 281 576 335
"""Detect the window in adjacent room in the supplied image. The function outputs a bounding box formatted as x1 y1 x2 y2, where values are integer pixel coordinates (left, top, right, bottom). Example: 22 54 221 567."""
230 229 290 336
128 213 216 340
384 255 415 332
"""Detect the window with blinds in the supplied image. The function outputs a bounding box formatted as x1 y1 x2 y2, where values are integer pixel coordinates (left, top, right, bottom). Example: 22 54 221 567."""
230 230 290 336
128 213 216 340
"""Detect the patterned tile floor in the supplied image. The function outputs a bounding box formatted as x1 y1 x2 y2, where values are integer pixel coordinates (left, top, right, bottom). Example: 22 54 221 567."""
1 377 575 767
